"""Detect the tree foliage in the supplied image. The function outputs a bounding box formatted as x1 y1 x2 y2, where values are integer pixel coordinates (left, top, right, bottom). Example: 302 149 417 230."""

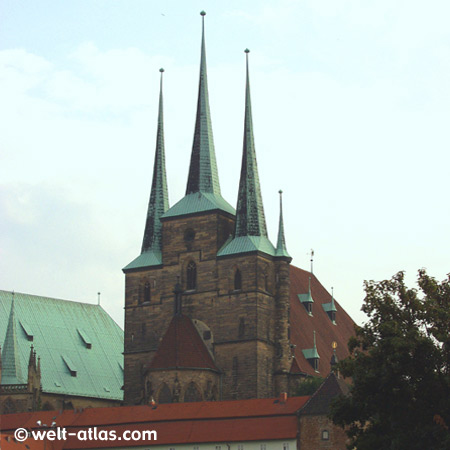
331 270 450 450
295 376 324 396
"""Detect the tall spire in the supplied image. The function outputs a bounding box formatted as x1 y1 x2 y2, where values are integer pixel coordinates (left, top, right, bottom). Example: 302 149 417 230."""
141 68 169 254
123 69 169 271
235 49 268 237
275 190 291 258
1 292 24 385
186 11 221 195
218 50 275 258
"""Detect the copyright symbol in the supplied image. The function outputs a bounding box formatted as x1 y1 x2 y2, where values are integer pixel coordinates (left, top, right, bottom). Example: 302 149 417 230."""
14 428 29 442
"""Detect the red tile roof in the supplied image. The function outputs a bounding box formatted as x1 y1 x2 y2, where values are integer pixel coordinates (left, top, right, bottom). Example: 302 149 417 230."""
1 396 310 448
149 314 219 371
289 265 356 377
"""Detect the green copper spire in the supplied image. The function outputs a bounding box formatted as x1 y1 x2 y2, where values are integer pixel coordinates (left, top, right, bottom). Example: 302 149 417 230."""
235 49 268 237
1 292 24 385
123 69 169 271
218 50 275 257
163 12 234 219
186 11 221 195
275 190 291 258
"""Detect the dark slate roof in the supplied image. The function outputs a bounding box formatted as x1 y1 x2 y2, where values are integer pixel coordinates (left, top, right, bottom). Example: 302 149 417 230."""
289 265 356 377
149 315 219 371
123 70 169 272
299 372 350 415
0 291 124 400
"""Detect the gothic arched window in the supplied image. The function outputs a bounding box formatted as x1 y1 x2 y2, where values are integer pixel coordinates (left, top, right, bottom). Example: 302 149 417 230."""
184 382 202 402
158 383 172 404
186 261 197 290
234 268 242 290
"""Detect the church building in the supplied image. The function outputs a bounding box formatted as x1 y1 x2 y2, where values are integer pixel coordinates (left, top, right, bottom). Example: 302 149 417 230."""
123 12 356 406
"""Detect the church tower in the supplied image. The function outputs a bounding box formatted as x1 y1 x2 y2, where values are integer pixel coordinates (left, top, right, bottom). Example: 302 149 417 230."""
123 12 355 405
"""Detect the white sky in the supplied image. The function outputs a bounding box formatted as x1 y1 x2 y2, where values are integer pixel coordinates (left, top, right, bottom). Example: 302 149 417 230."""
1 0 449 327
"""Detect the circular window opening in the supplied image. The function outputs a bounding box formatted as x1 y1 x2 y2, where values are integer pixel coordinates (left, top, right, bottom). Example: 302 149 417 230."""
184 228 196 242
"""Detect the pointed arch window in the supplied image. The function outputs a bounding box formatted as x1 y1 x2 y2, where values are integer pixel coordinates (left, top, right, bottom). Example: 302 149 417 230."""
186 261 197 290
184 382 202 402
234 268 242 290
158 383 172 404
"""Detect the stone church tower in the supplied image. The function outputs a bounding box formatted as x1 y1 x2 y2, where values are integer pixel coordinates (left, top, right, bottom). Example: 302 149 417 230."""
123 12 355 405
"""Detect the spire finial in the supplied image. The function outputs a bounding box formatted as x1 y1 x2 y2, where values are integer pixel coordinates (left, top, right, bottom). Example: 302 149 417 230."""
200 10 206 16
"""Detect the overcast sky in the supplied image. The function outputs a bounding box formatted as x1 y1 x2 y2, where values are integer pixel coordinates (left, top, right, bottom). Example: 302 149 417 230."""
1 0 449 327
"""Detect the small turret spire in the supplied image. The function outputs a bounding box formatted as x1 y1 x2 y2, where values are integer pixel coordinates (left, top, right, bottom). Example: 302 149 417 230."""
275 190 291 258
235 49 268 237
1 292 24 385
186 11 221 195
141 68 169 254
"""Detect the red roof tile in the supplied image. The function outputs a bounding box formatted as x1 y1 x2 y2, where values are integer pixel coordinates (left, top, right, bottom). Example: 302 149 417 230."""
149 314 219 371
1 396 309 448
289 265 356 377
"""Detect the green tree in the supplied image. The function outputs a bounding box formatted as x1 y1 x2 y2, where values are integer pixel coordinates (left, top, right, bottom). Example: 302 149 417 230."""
295 376 324 396
331 270 450 450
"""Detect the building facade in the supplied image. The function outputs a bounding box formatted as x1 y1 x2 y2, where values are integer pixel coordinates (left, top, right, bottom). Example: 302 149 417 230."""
123 13 356 406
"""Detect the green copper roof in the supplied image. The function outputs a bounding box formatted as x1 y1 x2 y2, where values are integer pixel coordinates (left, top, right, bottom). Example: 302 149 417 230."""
123 250 162 271
218 51 274 258
1 293 25 385
235 50 268 238
0 290 123 400
162 192 235 219
322 297 337 313
302 331 320 360
275 190 291 258
185 12 221 196
124 69 169 272
298 277 314 304
217 235 276 257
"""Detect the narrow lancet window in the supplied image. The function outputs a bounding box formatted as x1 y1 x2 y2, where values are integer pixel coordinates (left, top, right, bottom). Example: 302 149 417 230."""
186 261 197 290
234 269 242 290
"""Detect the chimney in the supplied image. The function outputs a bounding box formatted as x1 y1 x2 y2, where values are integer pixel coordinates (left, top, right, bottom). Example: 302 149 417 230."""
280 392 288 403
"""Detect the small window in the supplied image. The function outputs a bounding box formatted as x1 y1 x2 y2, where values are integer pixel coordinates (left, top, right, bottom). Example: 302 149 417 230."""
203 330 211 340
283 444 290 450
260 445 267 450
193 447 199 450
144 282 151 303
184 228 196 242
238 445 244 450
141 323 146 337
322 430 329 440
215 446 221 450
234 269 242 290
62 355 77 377
238 318 245 338
186 261 197 290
